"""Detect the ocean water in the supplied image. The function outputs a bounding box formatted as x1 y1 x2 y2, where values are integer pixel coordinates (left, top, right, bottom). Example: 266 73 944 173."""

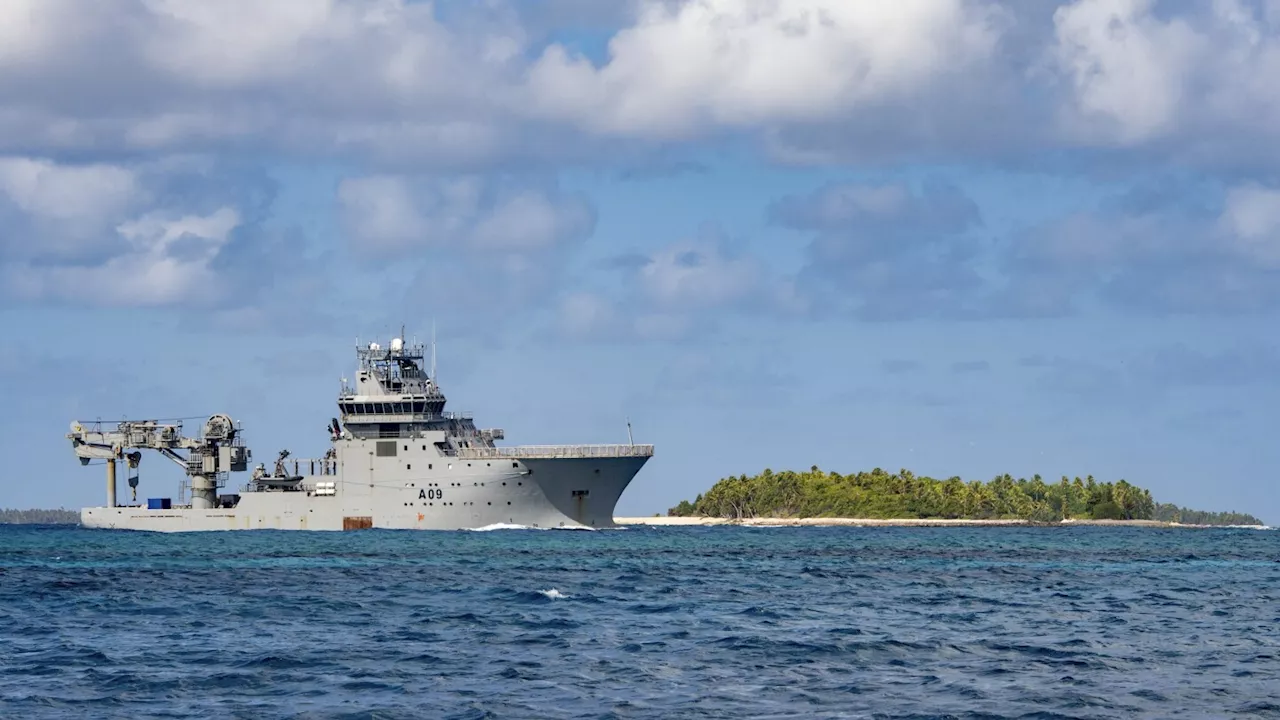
1 525 1277 719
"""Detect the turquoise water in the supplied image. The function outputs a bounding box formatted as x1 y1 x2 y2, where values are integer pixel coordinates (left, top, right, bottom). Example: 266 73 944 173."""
1 524 1277 718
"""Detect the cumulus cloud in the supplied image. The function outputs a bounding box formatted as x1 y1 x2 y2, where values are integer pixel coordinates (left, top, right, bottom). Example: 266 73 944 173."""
1219 182 1280 267
4 206 240 306
5 0 1280 172
526 0 1006 139
0 157 143 259
637 243 762 310
767 172 1280 321
337 174 595 255
770 179 987 320
557 230 807 341
1049 0 1280 164
0 155 331 320
331 172 598 336
1026 342 1280 411
0 0 535 166
7 0 1280 335
1006 178 1280 315
1050 0 1203 143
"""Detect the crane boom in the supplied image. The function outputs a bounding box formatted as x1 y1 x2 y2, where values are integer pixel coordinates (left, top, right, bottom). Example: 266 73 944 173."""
67 415 252 509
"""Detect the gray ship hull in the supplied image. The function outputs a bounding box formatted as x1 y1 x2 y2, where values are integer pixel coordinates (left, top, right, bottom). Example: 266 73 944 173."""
69 333 654 532
81 455 647 532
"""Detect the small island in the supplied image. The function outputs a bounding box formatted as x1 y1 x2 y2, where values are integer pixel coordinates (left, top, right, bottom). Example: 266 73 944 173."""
656 467 1265 527
0 508 80 525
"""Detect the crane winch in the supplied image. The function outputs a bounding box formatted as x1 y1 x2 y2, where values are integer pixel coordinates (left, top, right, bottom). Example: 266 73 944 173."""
67 414 251 510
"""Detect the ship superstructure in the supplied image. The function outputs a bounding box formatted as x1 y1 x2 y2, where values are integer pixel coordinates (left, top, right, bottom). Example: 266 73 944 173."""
67 334 652 531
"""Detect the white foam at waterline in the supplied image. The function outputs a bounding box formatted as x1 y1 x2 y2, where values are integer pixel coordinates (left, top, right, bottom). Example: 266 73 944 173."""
539 588 569 600
467 523 600 532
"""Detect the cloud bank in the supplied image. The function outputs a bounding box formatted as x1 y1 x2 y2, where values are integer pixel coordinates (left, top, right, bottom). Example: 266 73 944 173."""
4 0 1280 335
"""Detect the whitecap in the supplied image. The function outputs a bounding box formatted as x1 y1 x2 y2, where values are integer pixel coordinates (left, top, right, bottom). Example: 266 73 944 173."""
468 523 532 532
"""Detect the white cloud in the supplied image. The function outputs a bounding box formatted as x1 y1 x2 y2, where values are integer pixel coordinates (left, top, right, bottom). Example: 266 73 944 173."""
1049 0 1280 150
0 0 530 164
1219 182 1280 267
555 232 809 343
4 206 240 306
638 242 761 309
337 174 594 255
6 0 1280 170
335 175 434 253
1050 0 1202 143
557 291 620 338
470 190 596 252
0 157 142 255
139 0 341 86
526 0 1006 138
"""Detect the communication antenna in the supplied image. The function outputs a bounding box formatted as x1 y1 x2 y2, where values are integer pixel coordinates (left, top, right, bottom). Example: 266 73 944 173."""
626 417 634 446
431 318 437 380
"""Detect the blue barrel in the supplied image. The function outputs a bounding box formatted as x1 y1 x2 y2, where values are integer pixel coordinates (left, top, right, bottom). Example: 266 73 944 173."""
147 498 172 510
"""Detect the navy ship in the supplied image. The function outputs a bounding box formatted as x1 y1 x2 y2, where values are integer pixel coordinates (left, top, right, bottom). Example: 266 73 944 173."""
68 334 652 531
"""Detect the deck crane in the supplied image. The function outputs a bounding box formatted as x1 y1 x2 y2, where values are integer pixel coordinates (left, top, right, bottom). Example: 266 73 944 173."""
67 414 252 510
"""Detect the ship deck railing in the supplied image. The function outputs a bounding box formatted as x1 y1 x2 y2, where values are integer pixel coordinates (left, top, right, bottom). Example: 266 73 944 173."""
285 458 338 476
453 444 654 459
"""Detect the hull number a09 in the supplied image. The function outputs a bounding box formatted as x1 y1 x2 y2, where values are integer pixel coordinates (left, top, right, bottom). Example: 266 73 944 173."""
418 488 444 500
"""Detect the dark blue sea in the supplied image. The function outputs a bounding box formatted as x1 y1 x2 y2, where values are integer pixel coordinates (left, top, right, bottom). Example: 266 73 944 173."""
1 525 1278 719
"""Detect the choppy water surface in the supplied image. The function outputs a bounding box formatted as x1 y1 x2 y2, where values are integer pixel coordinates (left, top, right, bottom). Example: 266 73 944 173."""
1 525 1277 719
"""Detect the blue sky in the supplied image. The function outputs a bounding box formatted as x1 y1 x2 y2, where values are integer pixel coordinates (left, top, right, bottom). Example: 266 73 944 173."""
2 0 1279 521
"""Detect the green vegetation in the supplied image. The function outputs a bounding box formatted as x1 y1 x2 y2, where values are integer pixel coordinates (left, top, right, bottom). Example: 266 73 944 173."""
1152 504 1263 527
667 467 1265 526
0 508 80 525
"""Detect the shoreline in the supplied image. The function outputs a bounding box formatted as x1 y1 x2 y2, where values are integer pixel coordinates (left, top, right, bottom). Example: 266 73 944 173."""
614 516 1270 529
